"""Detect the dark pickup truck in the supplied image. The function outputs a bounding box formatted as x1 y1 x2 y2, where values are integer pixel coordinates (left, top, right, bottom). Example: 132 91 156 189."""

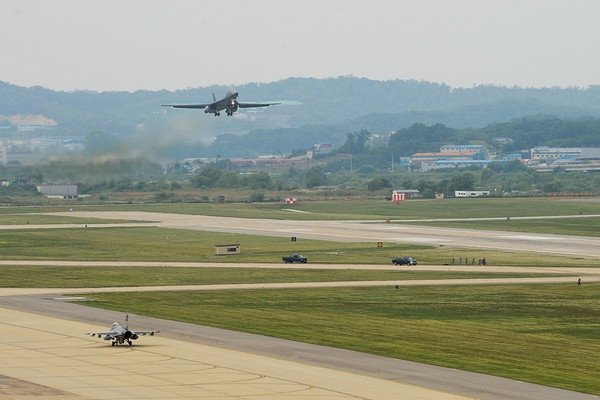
282 254 307 263
392 256 417 266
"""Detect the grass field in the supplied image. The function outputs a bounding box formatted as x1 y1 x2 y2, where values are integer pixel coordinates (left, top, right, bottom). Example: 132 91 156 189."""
0 226 597 266
0 265 561 288
0 214 136 225
78 283 600 395
111 197 600 220
4 197 600 220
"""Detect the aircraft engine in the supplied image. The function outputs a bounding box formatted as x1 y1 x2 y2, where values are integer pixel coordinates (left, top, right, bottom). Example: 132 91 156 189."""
225 105 238 116
124 330 133 339
130 333 139 340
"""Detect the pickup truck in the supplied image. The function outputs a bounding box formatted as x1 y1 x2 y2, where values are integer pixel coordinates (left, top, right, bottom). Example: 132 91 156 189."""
282 254 307 263
392 256 417 266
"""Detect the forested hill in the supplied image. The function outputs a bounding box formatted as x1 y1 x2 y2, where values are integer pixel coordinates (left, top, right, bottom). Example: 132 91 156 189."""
3 77 600 136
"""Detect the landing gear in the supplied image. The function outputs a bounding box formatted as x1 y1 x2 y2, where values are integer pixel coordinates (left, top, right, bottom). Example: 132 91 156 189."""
112 342 116 346
128 340 133 346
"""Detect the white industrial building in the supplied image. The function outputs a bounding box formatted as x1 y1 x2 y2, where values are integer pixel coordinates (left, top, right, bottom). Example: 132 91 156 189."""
440 145 488 157
530 147 583 161
455 190 490 197
36 184 78 198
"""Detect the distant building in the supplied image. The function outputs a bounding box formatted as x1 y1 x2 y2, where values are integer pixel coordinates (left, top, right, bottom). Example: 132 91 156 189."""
393 189 420 198
530 146 582 162
36 184 78 198
581 148 600 160
493 137 514 145
411 151 480 161
2 179 28 186
441 145 488 158
503 154 521 161
410 151 481 171
433 159 507 169
455 190 490 197
313 143 332 154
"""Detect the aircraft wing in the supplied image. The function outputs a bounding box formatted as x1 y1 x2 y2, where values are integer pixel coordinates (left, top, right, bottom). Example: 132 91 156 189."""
132 330 160 336
162 103 210 109
85 331 117 338
238 102 280 108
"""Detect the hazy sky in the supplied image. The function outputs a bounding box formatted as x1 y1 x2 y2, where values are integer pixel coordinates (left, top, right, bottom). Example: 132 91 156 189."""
2 0 600 92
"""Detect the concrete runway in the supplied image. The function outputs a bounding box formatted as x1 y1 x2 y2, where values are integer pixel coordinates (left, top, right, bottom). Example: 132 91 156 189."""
37 211 600 258
2 306 468 400
0 211 599 399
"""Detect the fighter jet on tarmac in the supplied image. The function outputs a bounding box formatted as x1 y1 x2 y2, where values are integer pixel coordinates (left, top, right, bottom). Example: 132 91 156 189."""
163 90 279 116
85 312 159 346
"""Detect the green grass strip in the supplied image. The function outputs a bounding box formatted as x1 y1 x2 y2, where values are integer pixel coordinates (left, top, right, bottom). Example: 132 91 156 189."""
0 266 563 288
0 226 597 266
79 283 600 395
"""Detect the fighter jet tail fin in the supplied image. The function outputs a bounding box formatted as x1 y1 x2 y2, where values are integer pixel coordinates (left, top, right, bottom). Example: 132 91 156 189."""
212 93 217 102
124 312 129 330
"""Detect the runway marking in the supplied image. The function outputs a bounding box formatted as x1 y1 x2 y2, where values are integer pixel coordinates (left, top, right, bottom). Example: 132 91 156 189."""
391 237 451 243
375 226 412 230
499 235 560 240
274 228 314 232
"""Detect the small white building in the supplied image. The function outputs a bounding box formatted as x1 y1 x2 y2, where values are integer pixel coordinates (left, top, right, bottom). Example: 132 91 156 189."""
214 243 241 256
455 190 490 197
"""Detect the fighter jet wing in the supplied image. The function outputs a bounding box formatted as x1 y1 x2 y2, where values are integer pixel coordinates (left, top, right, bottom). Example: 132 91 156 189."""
238 102 280 108
162 103 211 109
132 330 160 336
85 331 116 338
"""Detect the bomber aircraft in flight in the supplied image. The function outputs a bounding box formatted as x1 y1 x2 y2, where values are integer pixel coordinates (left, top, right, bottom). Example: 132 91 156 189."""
162 90 279 116
85 312 159 346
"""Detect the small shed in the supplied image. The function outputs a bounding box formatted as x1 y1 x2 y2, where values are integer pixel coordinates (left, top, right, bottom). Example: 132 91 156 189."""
214 243 240 255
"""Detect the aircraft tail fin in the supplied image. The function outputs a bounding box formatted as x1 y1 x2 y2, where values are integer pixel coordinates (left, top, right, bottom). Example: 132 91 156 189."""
124 312 129 330
212 93 217 102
